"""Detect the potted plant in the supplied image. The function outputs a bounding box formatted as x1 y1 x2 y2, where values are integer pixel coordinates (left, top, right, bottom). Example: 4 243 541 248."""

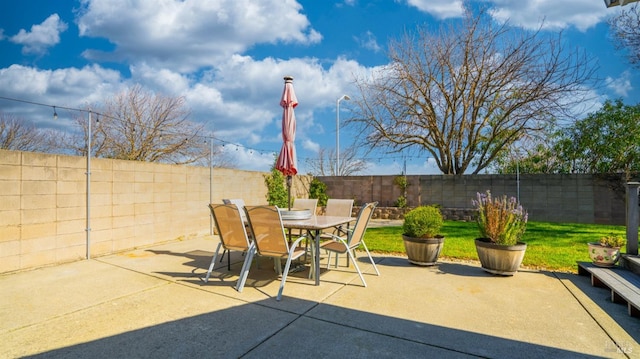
588 234 626 267
472 190 528 276
402 205 445 266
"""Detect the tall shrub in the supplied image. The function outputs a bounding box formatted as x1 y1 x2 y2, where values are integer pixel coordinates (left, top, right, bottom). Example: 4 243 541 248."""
263 168 288 208
309 178 328 207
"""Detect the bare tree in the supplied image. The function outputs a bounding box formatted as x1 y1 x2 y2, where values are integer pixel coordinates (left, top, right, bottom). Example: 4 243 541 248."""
66 85 226 165
305 147 333 176
348 6 597 174
0 112 59 152
305 145 368 176
608 3 640 67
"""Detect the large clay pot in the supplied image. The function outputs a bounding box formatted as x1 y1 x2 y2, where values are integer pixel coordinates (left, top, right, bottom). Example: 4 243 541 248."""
474 238 527 276
402 234 445 266
587 242 622 267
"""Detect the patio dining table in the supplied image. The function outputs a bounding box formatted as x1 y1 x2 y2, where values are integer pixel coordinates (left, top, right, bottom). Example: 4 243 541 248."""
282 215 354 285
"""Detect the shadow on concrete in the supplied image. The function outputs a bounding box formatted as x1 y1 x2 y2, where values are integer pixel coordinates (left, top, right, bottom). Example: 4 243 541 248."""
374 256 563 281
556 271 640 347
372 255 491 278
24 298 608 359
147 249 213 272
148 248 325 290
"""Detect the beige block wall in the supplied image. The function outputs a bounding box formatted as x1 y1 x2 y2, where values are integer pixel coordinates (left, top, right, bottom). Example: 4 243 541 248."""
0 149 311 274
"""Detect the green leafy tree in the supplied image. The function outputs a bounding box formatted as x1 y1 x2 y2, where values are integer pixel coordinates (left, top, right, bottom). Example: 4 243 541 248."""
556 99 640 179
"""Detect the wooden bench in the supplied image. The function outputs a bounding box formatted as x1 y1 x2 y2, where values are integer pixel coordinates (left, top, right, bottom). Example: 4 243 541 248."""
577 262 640 318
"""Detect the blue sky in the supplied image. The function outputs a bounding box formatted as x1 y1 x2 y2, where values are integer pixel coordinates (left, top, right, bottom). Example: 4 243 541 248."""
0 0 638 175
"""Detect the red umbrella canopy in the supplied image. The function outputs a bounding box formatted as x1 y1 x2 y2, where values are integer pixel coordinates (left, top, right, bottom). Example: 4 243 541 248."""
276 76 298 176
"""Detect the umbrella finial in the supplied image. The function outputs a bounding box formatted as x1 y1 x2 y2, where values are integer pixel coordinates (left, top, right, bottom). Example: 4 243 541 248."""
284 75 293 83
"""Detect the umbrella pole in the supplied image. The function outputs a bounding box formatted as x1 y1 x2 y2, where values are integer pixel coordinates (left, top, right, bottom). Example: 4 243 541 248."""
286 175 293 245
286 175 292 210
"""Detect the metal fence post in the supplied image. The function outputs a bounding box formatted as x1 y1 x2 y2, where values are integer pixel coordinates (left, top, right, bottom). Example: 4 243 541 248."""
626 182 639 255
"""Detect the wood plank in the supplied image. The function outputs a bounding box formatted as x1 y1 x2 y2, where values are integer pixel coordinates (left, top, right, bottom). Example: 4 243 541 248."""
577 262 640 318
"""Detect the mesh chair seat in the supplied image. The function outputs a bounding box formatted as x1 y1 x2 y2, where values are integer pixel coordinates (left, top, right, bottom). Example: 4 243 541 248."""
293 198 318 215
242 205 308 301
205 203 254 292
321 199 354 237
320 240 350 254
319 199 355 266
319 202 380 287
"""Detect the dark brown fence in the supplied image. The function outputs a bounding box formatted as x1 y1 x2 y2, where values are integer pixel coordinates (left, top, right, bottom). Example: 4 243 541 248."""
318 174 628 225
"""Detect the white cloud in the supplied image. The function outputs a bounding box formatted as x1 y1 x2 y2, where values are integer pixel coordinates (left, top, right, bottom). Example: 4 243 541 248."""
76 0 322 72
0 64 123 129
0 52 365 161
220 143 276 171
355 31 381 52
487 0 606 32
0 64 121 100
405 1 465 19
10 14 68 55
406 0 609 32
0 0 620 174
302 138 320 153
605 71 634 97
181 55 366 143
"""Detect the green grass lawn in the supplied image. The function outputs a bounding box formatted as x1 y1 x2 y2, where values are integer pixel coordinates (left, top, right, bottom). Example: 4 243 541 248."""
364 221 627 273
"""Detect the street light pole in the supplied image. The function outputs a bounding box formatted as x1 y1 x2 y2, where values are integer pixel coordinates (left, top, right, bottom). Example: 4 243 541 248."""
336 94 350 175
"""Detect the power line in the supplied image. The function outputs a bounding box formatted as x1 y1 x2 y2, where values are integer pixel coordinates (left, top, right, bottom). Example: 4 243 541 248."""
0 95 433 165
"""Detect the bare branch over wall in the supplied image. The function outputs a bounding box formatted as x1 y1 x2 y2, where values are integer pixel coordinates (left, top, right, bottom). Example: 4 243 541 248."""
348 6 598 174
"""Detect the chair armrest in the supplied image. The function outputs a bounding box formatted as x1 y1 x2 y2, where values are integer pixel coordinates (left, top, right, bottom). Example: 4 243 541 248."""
291 235 307 248
320 233 349 247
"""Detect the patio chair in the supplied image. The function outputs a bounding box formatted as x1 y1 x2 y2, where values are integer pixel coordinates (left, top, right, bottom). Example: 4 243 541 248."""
222 198 247 222
292 198 318 258
320 198 354 265
320 201 380 287
243 205 308 301
220 199 250 262
324 198 354 217
204 203 254 292
322 198 354 235
293 198 318 215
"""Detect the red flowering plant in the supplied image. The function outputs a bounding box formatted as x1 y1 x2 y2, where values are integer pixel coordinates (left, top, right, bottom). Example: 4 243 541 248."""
472 190 528 246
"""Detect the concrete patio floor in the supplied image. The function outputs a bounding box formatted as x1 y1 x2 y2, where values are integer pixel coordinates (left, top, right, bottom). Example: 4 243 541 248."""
1 233 639 358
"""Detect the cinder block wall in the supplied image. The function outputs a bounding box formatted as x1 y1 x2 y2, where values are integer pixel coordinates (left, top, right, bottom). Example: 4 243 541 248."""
2 148 629 273
318 174 627 225
0 149 309 274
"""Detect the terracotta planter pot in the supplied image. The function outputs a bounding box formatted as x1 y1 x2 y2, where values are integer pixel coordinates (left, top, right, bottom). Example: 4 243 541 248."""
587 242 622 267
402 234 444 266
474 238 527 276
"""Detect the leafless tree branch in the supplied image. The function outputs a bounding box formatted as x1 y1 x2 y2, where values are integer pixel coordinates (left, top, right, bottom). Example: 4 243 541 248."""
609 3 640 67
348 6 598 174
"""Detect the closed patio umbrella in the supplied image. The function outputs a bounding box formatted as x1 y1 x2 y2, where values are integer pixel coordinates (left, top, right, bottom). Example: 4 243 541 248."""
276 75 298 210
